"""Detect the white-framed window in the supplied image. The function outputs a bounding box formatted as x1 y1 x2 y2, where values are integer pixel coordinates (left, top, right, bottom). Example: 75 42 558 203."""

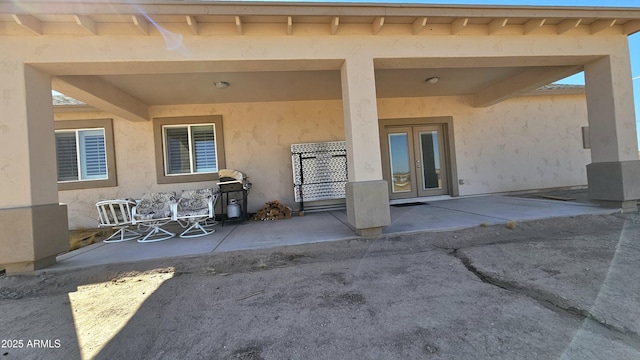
54 119 117 191
55 128 107 182
163 124 218 176
153 115 225 184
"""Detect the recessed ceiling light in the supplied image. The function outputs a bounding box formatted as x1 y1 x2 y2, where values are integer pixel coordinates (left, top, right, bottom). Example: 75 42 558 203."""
213 81 230 89
425 77 440 84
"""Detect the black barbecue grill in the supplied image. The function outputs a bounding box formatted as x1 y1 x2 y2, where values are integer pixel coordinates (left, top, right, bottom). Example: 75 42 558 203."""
216 169 251 224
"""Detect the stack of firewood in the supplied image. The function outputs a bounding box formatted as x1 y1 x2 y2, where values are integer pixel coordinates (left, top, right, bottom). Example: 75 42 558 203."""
252 200 292 221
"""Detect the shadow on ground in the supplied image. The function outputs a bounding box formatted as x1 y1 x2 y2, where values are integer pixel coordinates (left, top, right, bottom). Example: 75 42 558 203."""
1 212 639 359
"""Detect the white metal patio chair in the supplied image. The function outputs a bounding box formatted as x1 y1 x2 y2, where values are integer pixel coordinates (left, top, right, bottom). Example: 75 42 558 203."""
96 199 142 243
132 191 177 242
173 188 219 238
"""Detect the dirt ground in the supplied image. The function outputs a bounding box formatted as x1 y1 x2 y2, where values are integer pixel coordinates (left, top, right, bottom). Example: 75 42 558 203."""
1 211 639 359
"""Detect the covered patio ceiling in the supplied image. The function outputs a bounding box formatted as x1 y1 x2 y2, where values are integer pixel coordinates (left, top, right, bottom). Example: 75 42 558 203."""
44 54 589 119
6 1 636 119
48 62 586 106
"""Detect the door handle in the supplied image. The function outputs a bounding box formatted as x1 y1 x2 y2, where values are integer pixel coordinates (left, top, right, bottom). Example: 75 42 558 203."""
416 160 421 169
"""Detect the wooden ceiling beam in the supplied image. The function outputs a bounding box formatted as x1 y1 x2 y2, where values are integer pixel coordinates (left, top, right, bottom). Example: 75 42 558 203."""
557 19 582 34
331 16 339 35
523 18 546 35
489 18 508 35
623 20 640 35
11 14 41 35
451 18 469 35
373 16 384 35
52 75 150 122
473 65 582 108
413 17 427 35
131 15 149 35
186 15 198 35
590 19 617 34
235 16 243 35
73 15 96 35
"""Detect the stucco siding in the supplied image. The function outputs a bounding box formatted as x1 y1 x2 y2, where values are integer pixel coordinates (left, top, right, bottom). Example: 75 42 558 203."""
457 95 589 196
58 94 588 229
57 100 345 229
377 94 590 196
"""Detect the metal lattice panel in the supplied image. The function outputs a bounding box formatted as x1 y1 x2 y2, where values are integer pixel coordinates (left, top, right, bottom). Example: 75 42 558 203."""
291 141 347 203
294 182 346 203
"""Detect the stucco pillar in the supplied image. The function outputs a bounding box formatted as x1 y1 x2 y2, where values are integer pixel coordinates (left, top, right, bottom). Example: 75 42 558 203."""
0 64 69 274
584 51 640 211
340 57 390 236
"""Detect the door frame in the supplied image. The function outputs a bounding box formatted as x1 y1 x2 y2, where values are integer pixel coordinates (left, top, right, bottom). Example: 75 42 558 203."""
413 124 449 197
379 116 459 199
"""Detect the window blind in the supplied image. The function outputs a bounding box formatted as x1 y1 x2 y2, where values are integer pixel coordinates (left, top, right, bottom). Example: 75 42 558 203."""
164 124 217 175
165 127 190 174
79 130 107 180
55 132 79 181
192 125 217 173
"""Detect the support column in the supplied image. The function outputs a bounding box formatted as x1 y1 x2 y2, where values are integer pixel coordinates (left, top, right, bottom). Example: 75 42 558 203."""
0 64 69 274
341 56 390 236
584 50 640 211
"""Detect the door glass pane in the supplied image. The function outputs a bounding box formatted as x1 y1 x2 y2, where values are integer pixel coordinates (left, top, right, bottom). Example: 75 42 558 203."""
388 133 412 193
419 131 441 190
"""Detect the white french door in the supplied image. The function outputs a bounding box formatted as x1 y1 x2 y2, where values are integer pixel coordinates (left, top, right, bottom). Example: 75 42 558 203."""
383 124 449 199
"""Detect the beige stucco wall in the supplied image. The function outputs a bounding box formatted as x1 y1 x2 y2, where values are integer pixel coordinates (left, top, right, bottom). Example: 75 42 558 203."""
58 92 588 229
57 100 345 228
378 94 590 196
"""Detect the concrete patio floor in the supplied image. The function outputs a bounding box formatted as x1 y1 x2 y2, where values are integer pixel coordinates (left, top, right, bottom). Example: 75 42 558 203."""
47 194 618 272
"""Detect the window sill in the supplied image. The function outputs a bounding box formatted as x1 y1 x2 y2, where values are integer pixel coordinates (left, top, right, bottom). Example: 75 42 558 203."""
58 178 117 191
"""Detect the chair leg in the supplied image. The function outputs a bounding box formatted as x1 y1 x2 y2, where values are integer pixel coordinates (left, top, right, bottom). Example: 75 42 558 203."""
103 226 141 243
202 218 219 228
179 221 215 238
137 225 175 243
136 223 155 233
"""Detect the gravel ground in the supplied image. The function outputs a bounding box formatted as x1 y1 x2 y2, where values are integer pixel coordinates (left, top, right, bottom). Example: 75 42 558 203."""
1 212 639 359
